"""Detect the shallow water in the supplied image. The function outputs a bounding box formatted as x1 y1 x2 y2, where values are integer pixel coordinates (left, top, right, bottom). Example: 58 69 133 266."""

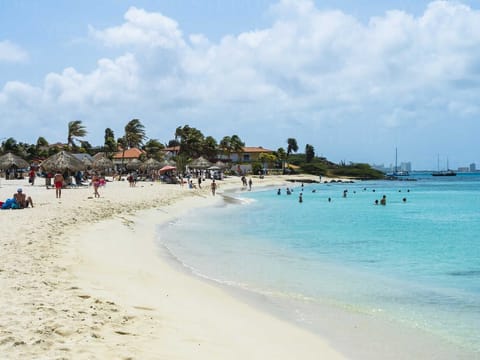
157 173 480 354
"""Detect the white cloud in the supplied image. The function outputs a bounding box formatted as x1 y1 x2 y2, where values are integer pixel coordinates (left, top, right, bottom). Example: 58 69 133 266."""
43 53 139 106
0 40 28 62
2 1 480 167
89 6 185 49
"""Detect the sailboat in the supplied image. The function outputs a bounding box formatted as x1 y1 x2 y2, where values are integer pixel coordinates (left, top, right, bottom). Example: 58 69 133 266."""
387 148 409 177
432 155 456 176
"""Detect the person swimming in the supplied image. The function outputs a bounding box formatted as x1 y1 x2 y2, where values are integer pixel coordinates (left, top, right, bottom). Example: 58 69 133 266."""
380 195 387 205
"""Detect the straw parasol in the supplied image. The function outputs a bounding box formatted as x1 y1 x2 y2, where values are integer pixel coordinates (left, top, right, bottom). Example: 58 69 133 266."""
79 155 93 167
40 151 85 173
0 152 30 170
159 159 176 167
189 156 212 169
126 158 142 170
214 161 228 169
140 158 162 171
92 156 114 170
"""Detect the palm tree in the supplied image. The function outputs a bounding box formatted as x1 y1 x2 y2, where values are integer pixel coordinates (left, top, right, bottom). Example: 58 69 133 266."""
143 139 164 160
124 119 146 149
104 128 117 158
286 138 298 158
175 125 205 158
219 136 232 160
67 120 87 149
120 119 146 171
276 147 287 173
230 134 245 161
305 144 315 163
202 136 218 160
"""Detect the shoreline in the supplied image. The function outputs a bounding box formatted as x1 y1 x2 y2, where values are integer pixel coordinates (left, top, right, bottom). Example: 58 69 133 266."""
153 186 477 360
66 182 346 359
0 175 475 358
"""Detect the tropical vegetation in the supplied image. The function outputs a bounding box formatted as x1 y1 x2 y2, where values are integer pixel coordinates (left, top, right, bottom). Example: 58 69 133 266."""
0 120 384 179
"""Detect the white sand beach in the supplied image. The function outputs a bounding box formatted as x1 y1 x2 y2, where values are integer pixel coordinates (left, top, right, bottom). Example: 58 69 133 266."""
0 175 346 359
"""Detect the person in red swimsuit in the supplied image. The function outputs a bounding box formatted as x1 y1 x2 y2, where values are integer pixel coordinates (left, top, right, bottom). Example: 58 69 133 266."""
54 172 64 198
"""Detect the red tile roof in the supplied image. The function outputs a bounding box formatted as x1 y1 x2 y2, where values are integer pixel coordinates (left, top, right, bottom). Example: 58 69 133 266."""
112 148 145 159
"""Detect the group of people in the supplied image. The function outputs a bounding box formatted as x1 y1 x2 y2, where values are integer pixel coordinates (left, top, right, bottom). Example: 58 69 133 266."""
240 176 253 190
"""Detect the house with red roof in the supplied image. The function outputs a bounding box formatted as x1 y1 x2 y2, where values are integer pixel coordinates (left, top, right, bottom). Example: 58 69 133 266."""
112 148 145 169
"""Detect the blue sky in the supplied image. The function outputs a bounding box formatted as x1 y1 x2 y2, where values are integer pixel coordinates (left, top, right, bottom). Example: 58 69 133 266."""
1 0 480 169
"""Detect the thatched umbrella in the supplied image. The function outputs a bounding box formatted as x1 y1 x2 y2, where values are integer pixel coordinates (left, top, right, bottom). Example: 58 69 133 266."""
80 155 93 168
214 161 227 169
0 152 29 170
189 156 212 169
126 158 142 171
92 156 114 170
40 151 85 173
140 158 162 171
159 159 176 167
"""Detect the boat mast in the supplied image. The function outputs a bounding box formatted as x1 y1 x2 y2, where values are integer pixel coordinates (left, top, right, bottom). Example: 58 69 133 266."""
395 147 398 173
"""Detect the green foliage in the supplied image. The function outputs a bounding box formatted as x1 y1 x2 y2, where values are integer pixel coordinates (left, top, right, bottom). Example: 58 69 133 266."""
67 120 87 148
124 119 146 148
219 134 245 160
287 138 298 157
251 162 263 175
175 125 205 158
305 144 315 163
202 136 218 160
104 128 117 156
328 163 384 179
300 162 327 176
143 139 164 160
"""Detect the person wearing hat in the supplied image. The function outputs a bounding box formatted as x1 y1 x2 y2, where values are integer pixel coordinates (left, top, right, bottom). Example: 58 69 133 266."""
13 188 34 208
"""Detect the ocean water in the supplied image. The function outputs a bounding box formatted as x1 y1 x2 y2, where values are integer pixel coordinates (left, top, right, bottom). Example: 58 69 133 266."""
157 173 480 354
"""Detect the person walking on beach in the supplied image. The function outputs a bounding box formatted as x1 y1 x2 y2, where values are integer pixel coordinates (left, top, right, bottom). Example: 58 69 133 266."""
211 180 217 196
28 168 36 186
248 178 253 191
54 172 64 199
92 174 101 198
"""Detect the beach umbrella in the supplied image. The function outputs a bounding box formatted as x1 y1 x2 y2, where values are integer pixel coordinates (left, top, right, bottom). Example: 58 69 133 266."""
159 159 176 167
92 156 114 170
207 165 221 171
140 158 162 171
40 151 85 172
0 152 30 170
189 156 212 169
80 155 93 167
214 161 227 169
126 158 142 170
159 165 176 173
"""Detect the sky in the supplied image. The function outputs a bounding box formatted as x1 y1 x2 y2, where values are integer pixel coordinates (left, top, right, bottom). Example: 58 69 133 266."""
1 0 480 170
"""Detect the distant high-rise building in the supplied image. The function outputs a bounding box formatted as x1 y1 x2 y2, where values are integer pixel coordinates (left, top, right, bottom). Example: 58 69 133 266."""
470 163 476 172
400 162 412 172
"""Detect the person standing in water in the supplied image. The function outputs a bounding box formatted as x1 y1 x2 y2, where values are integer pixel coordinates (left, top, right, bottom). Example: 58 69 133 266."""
380 195 387 205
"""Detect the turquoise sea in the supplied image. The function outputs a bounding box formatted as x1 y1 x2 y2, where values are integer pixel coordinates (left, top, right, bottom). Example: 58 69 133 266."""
157 173 480 356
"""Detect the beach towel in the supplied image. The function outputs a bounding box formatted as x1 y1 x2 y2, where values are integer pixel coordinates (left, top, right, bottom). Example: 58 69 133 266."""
1 198 17 209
